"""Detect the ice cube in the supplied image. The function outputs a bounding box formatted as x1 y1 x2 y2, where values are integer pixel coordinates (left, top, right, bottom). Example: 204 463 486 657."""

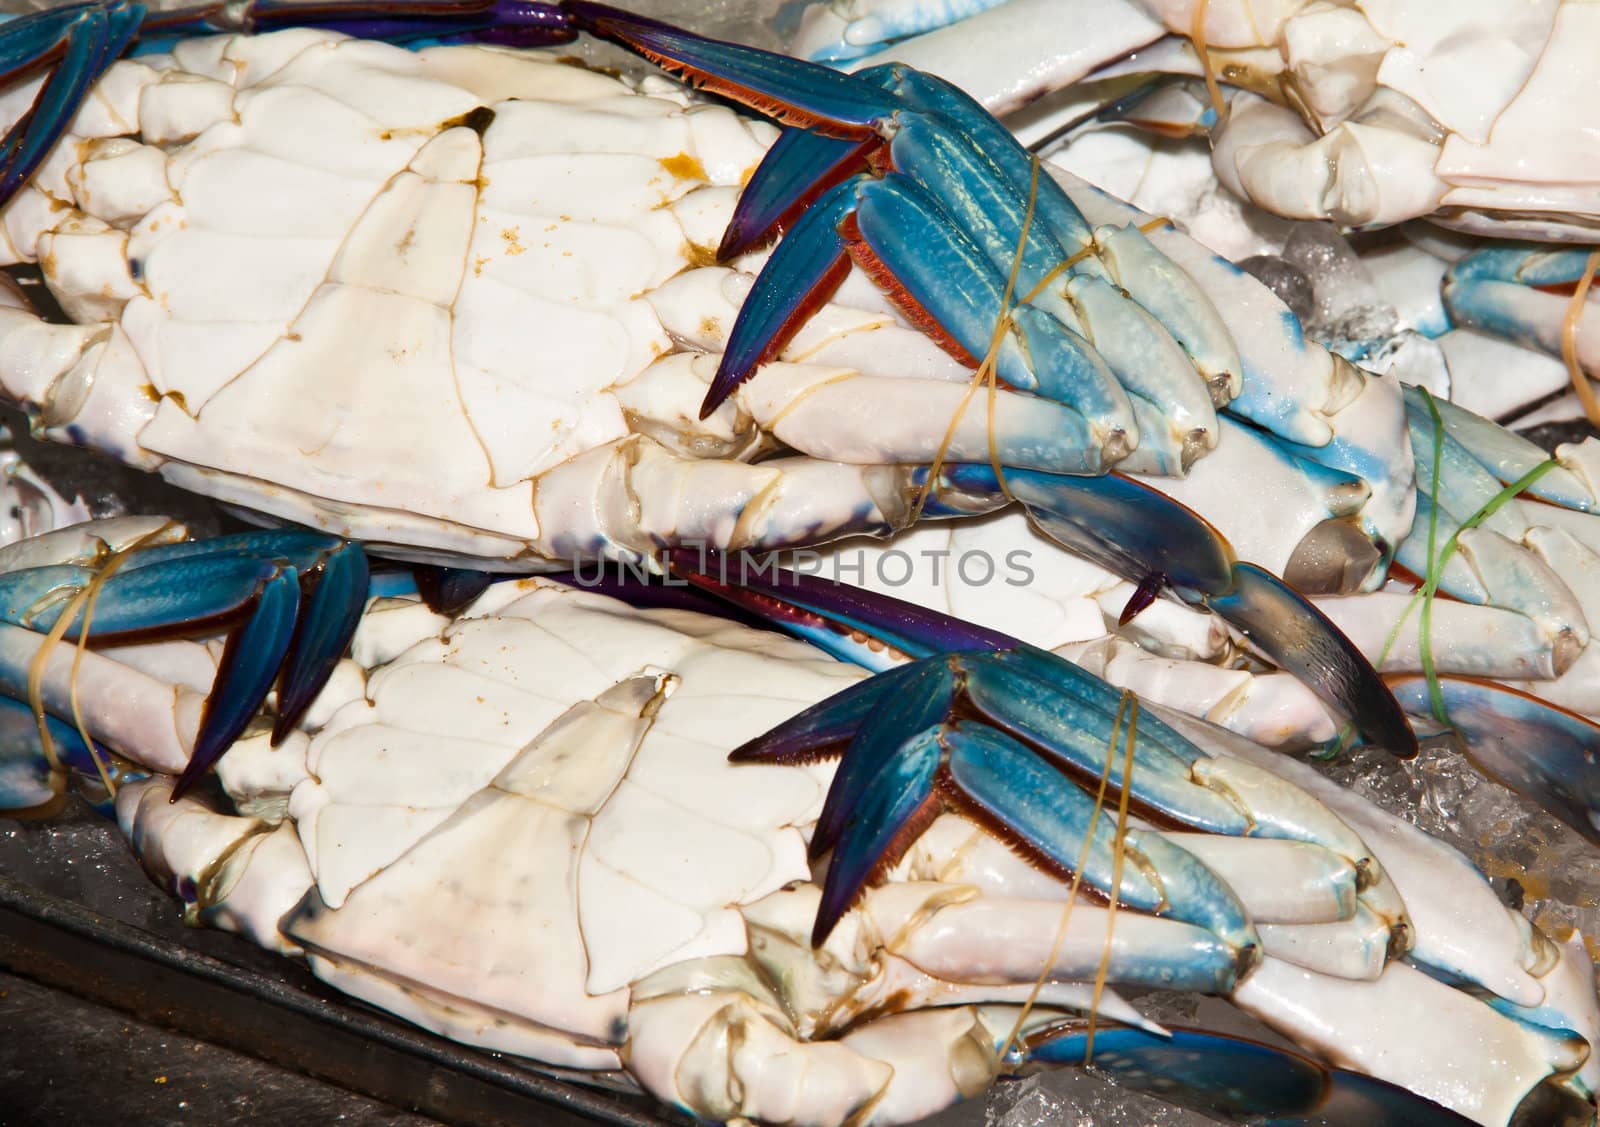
1281 222 1398 349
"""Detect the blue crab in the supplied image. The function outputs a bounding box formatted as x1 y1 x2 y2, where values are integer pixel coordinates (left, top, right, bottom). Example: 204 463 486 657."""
0 0 1446 756
0 0 1596 824
2 517 1598 1126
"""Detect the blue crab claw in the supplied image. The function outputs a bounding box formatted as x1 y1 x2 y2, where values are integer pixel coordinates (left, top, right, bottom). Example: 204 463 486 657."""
1021 1024 1477 1126
706 167 1140 460
1390 675 1600 846
929 464 1417 756
568 4 1234 463
673 551 1281 954
0 530 368 797
0 0 141 206
732 650 1260 959
0 0 574 210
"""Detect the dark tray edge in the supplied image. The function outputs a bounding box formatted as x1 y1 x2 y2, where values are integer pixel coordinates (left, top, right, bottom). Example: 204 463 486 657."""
0 873 676 1127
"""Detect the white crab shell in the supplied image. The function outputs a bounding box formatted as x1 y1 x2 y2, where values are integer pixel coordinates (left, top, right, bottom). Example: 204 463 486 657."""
0 29 1026 565
0 23 1435 582
0 32 754 553
823 0 1600 237
85 570 1598 1127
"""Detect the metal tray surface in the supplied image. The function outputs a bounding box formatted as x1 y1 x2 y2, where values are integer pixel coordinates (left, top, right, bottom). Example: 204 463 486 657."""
0 801 684 1126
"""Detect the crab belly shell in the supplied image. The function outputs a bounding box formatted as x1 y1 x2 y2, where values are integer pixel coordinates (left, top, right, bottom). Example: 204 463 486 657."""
271 581 846 1063
29 36 777 558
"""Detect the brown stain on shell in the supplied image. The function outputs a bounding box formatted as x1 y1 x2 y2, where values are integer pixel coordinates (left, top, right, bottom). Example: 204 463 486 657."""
659 152 707 182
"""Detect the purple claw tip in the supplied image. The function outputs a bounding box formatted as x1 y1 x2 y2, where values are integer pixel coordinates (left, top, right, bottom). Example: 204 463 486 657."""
1119 572 1165 626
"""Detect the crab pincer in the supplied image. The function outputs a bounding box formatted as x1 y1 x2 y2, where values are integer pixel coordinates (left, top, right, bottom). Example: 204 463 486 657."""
907 465 1418 758
667 550 1410 956
565 1 1237 475
0 526 367 797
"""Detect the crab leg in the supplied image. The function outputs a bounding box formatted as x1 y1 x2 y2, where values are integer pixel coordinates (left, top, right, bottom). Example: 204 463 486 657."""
117 777 312 954
848 884 1254 995
1073 638 1335 749
1316 592 1570 682
0 619 205 776
911 815 1357 927
1021 1021 1477 1125
0 526 367 795
1444 243 1600 379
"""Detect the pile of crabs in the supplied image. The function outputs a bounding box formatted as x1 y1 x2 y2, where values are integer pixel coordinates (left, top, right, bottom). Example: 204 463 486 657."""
3 0 1600 1123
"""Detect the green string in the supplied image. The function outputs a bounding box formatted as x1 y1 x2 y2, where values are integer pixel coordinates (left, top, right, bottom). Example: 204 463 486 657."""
1374 387 1561 724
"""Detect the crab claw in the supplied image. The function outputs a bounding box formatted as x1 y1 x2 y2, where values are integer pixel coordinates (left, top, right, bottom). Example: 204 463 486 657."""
671 551 1402 957
730 645 1261 966
0 0 142 206
929 464 1416 756
1391 675 1600 846
711 168 1142 462
569 3 1233 469
1022 1023 1477 1126
0 529 367 797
